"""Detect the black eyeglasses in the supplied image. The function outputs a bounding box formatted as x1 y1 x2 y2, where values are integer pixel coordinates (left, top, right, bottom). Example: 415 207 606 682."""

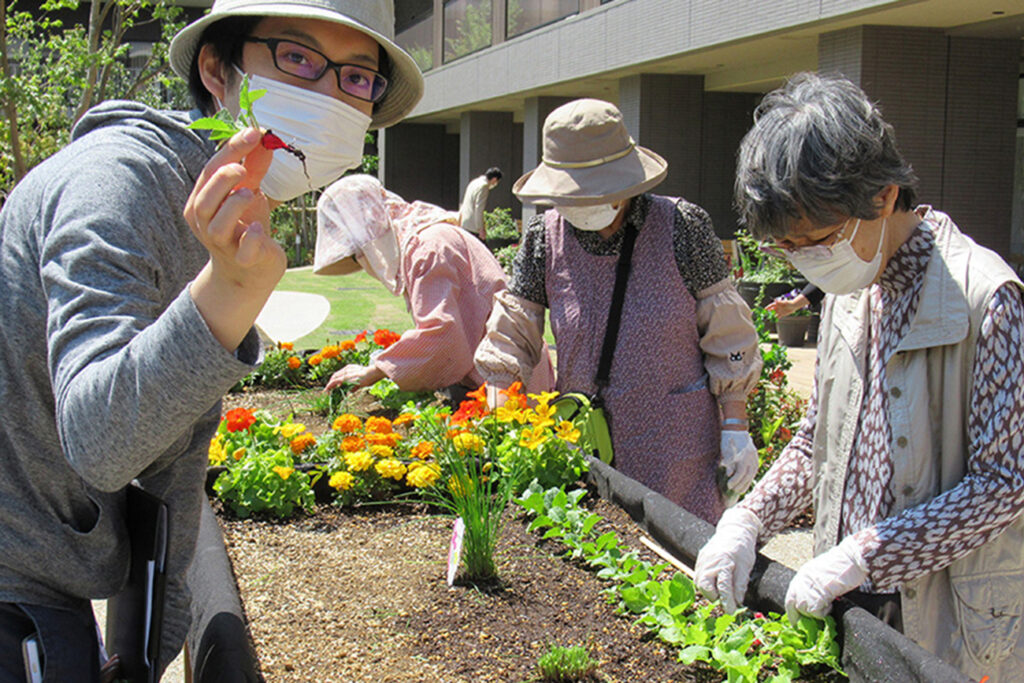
244 36 388 103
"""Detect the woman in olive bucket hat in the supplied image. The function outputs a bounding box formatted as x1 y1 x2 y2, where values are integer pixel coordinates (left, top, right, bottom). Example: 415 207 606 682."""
475 98 762 524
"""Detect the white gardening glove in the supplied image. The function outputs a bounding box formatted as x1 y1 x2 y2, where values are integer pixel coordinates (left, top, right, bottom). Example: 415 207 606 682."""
694 506 762 613
719 430 759 496
785 536 868 625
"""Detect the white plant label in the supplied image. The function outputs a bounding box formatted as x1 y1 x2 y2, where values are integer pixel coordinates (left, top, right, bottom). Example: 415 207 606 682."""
446 516 465 587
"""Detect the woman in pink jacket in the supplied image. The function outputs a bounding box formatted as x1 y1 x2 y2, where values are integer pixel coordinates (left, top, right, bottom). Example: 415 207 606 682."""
313 174 553 398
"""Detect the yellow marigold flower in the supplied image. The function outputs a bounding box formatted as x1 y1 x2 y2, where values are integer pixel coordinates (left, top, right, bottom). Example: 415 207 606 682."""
287 356 302 370
321 345 340 359
275 423 306 439
272 466 294 480
530 403 556 429
452 432 484 456
407 462 440 488
332 414 362 433
341 435 365 452
392 413 416 427
410 441 435 460
365 416 393 434
519 427 549 450
345 451 374 472
369 444 394 459
290 433 316 454
308 354 323 366
329 470 355 491
232 447 246 461
208 437 226 466
528 391 560 406
279 341 294 350
375 458 407 481
555 421 581 444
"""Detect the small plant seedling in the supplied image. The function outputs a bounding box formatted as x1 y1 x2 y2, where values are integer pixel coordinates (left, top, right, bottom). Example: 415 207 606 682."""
188 75 308 178
536 644 599 682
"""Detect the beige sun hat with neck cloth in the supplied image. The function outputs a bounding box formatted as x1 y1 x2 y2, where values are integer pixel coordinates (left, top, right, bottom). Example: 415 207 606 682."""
168 0 424 130
513 98 668 207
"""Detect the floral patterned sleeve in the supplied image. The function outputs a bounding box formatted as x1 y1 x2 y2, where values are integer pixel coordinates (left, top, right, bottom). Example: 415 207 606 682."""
739 367 818 542
508 213 549 308
854 283 1024 591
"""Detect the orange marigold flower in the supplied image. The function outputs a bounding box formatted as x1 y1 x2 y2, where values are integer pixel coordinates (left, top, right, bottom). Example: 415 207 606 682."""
224 407 256 432
321 345 340 359
365 432 402 447
373 328 401 348
354 331 367 343
308 354 323 366
339 339 356 351
341 435 365 452
287 356 302 370
410 441 435 460
365 416 393 434
332 414 362 433
451 398 488 425
232 447 246 461
279 341 294 351
392 413 416 427
466 384 487 403
290 433 317 454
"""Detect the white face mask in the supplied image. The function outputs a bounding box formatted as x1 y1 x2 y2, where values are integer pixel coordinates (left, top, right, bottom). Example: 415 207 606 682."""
356 230 403 296
236 71 371 201
555 204 620 231
785 217 887 295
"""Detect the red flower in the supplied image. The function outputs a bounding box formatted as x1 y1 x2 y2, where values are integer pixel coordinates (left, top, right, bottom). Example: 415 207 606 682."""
354 331 367 344
373 328 401 348
224 407 256 432
451 399 488 425
769 368 786 385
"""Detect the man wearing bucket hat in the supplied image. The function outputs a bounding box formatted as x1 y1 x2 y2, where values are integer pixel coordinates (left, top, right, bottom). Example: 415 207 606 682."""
475 98 762 524
0 0 422 679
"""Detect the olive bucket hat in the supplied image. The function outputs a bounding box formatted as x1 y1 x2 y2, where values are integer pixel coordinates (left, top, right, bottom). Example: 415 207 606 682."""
168 0 425 130
513 98 668 206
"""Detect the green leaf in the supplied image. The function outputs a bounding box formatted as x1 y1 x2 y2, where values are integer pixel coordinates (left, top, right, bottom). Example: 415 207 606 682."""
678 645 711 665
187 117 238 133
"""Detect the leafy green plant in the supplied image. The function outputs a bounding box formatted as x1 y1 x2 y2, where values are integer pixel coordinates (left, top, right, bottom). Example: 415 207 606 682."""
367 377 432 413
444 0 491 62
1 0 186 196
734 229 802 284
536 644 599 682
494 243 519 276
515 483 844 681
484 207 520 240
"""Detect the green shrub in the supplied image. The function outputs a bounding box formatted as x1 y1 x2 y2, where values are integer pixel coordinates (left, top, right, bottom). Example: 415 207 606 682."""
484 207 520 240
536 644 599 682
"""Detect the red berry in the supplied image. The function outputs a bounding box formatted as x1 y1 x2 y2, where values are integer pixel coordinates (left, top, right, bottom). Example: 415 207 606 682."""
261 131 288 150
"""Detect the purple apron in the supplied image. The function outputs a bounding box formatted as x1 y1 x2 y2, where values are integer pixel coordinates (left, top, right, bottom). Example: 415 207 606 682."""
545 195 724 523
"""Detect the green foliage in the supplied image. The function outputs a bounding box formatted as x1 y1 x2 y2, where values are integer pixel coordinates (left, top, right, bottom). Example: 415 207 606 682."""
187 74 264 140
494 243 519 276
516 483 845 681
367 378 431 413
408 45 433 72
735 229 802 284
444 0 491 62
483 207 520 240
1 0 186 198
536 644 599 682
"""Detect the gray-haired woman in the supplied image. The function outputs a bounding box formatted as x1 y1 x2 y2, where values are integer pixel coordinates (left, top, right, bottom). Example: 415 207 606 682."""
695 72 1024 680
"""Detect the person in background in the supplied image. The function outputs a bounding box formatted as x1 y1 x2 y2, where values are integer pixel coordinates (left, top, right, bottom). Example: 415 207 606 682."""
474 98 762 524
0 0 422 679
695 72 1024 681
314 174 554 401
766 283 823 318
458 166 502 240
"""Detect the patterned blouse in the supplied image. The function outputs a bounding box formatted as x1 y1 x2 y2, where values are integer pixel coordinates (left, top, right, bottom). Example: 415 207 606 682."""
740 221 1024 592
509 193 730 306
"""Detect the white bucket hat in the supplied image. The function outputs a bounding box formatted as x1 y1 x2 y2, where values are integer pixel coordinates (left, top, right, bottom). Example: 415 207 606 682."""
513 98 668 207
168 0 424 130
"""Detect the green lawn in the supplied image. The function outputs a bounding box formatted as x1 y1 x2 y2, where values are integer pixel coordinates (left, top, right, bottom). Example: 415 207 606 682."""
277 266 555 351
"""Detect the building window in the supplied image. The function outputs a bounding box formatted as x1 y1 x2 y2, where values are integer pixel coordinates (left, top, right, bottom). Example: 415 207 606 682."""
396 0 434 72
444 0 492 63
507 0 578 39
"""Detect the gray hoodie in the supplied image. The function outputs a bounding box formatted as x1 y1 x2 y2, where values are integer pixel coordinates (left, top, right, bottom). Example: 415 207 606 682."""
0 101 261 672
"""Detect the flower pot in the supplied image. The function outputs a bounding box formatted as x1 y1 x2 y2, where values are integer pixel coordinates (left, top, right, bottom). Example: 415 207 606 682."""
775 315 810 347
806 312 820 345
